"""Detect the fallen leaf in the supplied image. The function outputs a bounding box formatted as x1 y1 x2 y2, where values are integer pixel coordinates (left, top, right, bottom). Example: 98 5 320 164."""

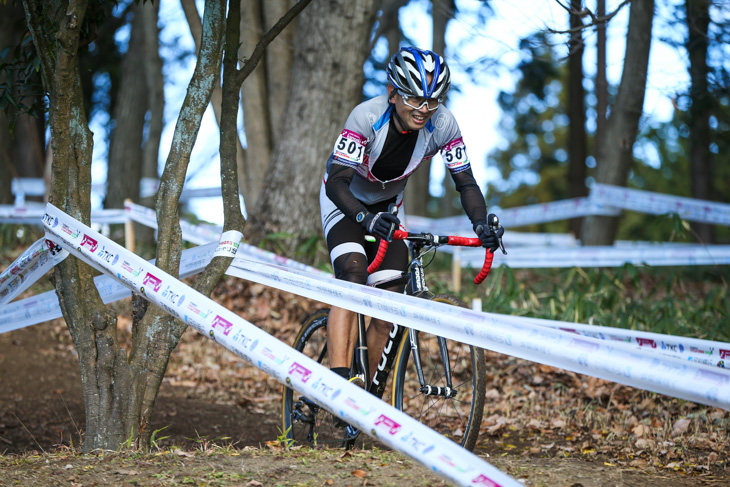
352 469 367 478
246 481 263 487
672 418 691 436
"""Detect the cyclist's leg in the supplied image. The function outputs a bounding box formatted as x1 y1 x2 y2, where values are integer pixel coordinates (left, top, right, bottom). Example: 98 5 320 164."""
364 238 408 381
322 199 369 371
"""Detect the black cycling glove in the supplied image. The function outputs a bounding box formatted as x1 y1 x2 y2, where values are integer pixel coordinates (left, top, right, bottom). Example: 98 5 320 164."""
474 213 504 253
362 212 400 241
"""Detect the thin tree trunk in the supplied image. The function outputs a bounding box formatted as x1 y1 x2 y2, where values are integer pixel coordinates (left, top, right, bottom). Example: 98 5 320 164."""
581 0 654 246
595 0 608 163
567 0 587 237
180 0 247 196
686 0 713 243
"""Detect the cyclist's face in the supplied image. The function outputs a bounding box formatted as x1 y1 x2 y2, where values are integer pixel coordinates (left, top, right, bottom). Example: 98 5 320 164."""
388 84 437 132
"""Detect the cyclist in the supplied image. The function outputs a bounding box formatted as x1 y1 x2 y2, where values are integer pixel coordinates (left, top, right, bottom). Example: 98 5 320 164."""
320 46 504 395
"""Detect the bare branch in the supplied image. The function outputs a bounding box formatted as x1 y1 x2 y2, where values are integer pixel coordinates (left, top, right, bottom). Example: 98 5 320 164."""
547 0 630 35
236 0 314 85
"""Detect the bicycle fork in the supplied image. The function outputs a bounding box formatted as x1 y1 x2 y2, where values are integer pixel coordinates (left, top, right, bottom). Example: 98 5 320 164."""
408 329 457 398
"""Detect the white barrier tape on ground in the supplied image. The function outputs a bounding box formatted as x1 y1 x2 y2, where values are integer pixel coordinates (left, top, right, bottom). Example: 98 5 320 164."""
214 231 243 258
0 233 324 332
226 258 730 411
40 203 519 487
513 317 729 369
0 238 68 307
457 244 730 269
591 184 730 226
0 242 218 332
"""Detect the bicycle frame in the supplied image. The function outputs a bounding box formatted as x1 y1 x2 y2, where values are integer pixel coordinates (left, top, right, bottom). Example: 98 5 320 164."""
356 236 449 400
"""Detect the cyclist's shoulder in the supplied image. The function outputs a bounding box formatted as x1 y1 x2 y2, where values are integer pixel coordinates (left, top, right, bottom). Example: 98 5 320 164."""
345 95 390 131
428 106 463 145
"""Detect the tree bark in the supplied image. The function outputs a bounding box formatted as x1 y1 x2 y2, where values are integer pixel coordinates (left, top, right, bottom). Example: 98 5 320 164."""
138 0 165 251
685 0 713 243
581 0 654 246
105 6 147 211
239 0 273 206
246 0 379 256
567 0 587 238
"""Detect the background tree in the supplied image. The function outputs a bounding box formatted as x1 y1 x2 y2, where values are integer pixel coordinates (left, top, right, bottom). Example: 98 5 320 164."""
567 0 587 238
685 0 713 243
582 0 655 245
0 1 46 204
246 0 379 258
19 0 309 451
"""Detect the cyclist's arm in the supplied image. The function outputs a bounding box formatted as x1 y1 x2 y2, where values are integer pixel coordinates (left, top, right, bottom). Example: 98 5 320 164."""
325 163 368 222
451 168 487 226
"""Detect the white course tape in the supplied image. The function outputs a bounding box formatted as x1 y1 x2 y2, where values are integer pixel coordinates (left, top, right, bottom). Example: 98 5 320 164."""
591 183 730 226
406 198 620 234
457 244 730 269
0 205 127 225
0 237 68 307
0 242 218 333
521 317 728 369
40 203 519 487
226 258 730 411
124 201 222 245
214 230 243 258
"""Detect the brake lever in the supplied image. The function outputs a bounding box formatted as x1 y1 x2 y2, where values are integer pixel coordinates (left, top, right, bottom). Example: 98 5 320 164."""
488 214 507 255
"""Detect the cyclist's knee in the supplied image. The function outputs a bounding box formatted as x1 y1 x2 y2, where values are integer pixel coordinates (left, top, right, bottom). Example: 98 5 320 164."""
333 252 368 284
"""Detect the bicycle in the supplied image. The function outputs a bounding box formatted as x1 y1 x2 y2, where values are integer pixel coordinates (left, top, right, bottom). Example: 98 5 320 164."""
281 213 505 451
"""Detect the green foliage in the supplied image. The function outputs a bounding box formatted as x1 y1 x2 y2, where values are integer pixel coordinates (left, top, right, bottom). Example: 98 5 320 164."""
0 31 45 131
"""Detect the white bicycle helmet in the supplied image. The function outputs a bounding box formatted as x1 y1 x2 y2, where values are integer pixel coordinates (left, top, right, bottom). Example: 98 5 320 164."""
386 47 451 101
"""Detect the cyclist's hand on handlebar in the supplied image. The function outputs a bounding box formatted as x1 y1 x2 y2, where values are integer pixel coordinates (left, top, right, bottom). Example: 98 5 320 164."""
362 211 401 242
474 213 505 253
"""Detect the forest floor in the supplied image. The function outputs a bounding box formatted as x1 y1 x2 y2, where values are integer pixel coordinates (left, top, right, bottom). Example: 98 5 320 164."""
0 277 728 486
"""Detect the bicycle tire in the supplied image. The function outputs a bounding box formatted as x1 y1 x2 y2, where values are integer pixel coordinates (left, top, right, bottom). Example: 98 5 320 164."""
391 294 486 451
281 309 360 449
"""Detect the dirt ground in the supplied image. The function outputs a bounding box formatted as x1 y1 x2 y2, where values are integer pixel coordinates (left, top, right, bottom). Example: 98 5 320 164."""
1 281 728 487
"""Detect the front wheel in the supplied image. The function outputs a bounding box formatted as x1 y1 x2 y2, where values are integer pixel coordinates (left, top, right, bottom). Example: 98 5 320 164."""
281 309 360 449
391 294 486 451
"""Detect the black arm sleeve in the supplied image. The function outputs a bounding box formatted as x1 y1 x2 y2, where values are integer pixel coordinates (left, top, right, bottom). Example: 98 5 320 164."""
451 168 487 226
324 163 369 222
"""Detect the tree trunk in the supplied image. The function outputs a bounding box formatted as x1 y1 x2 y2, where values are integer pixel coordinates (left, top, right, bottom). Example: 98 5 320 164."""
567 0 587 238
595 0 608 165
105 6 147 211
138 0 165 252
262 0 296 146
247 0 379 256
239 0 273 206
180 0 247 198
685 0 713 243
581 0 654 246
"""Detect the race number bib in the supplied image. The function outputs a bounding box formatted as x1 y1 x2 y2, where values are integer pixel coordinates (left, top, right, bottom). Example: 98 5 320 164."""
442 137 469 172
332 129 366 166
